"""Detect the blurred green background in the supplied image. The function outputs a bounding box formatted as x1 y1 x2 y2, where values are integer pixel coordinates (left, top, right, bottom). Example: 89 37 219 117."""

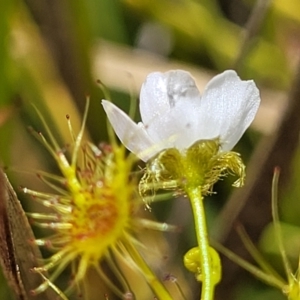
1 0 300 299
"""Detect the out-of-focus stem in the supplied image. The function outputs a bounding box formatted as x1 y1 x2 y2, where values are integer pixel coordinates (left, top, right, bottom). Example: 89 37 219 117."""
124 239 173 300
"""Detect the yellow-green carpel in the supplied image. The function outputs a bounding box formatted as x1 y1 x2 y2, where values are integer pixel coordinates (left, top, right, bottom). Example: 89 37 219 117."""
140 139 245 300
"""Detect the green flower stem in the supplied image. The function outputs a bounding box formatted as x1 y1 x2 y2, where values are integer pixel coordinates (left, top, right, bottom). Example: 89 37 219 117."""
186 186 215 300
124 238 173 300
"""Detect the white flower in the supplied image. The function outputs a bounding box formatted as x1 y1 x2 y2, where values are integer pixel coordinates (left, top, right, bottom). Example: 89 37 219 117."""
102 70 260 162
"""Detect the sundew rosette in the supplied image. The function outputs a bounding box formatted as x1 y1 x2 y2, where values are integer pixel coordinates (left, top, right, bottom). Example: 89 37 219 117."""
102 70 261 300
23 100 174 299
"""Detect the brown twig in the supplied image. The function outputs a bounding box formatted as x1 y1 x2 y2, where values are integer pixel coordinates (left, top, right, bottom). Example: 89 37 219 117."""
0 169 56 299
213 56 300 299
233 0 273 71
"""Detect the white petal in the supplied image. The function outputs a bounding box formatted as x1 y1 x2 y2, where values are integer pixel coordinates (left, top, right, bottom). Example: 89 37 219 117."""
198 70 260 151
102 100 159 161
140 70 201 148
139 72 169 126
139 70 200 125
145 100 202 150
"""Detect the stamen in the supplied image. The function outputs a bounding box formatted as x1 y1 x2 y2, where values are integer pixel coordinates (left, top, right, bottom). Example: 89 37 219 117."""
133 218 179 232
26 213 60 221
37 173 69 196
71 98 90 168
94 263 127 299
36 222 72 230
31 104 61 151
35 270 69 300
